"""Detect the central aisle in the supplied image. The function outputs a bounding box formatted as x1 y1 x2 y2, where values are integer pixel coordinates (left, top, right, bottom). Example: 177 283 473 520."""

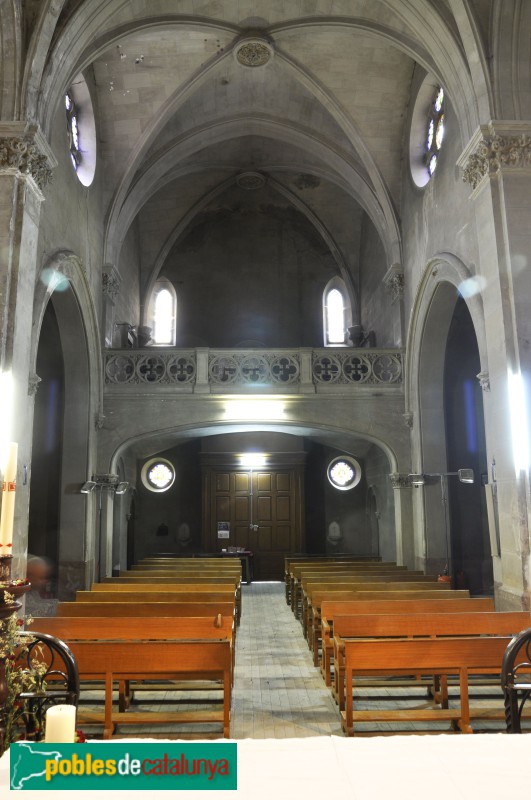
230 582 342 738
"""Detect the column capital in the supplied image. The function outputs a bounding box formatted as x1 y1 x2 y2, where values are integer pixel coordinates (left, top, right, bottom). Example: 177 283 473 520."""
383 263 404 302
389 473 412 489
27 372 42 396
459 121 531 191
0 123 57 191
476 370 490 392
102 264 121 300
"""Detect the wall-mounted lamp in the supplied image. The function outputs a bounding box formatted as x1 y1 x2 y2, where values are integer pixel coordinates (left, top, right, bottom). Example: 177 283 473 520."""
407 468 475 580
80 476 130 494
408 469 474 486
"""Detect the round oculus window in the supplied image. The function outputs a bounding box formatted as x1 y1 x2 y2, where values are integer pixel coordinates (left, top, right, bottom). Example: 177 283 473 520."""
327 456 361 491
141 458 175 493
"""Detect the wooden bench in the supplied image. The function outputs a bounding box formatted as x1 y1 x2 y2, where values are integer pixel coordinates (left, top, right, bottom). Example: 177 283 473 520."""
27 614 236 719
289 562 404 610
69 639 232 739
333 610 530 711
81 585 241 623
303 582 457 643
284 555 383 604
55 601 236 618
340 634 527 735
320 597 496 684
297 572 438 619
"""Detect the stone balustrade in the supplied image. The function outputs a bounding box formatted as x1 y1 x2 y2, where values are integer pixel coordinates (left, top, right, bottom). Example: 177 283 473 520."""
104 348 404 393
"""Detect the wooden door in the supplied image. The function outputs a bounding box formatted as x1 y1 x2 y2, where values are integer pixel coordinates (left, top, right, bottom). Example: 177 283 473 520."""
205 467 303 580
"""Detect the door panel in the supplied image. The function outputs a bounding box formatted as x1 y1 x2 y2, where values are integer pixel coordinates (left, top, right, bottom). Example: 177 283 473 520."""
235 497 250 520
206 465 302 580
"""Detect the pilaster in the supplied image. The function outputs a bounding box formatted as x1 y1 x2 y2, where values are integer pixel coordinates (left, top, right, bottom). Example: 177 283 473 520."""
459 121 531 608
0 123 56 567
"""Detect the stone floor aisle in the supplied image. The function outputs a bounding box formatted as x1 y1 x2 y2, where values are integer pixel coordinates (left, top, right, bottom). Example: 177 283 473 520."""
230 582 342 738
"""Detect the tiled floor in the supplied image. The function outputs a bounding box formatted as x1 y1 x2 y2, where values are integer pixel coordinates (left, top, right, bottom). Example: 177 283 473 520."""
79 582 512 739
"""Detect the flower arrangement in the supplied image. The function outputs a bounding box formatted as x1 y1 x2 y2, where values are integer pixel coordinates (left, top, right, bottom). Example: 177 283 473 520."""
0 591 47 754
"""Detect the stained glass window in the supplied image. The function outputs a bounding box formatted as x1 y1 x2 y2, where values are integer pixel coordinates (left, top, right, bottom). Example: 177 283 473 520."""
147 462 174 490
425 87 445 178
141 458 175 492
65 91 81 172
327 455 362 491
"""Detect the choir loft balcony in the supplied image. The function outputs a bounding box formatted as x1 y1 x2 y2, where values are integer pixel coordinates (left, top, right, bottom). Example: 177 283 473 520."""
104 348 404 396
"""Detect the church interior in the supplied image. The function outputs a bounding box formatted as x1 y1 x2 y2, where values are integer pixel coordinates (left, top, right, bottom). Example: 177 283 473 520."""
0 0 531 754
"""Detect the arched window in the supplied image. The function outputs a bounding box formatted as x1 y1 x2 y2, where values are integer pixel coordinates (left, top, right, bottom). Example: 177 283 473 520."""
150 281 177 345
425 86 445 177
64 73 97 186
65 92 81 172
323 278 352 346
409 77 447 188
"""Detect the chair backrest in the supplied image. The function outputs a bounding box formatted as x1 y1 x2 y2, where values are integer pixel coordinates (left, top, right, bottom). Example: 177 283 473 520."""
501 625 531 733
12 631 80 742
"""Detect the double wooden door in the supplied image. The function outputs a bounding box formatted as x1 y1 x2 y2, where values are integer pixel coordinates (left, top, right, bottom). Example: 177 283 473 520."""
204 466 303 580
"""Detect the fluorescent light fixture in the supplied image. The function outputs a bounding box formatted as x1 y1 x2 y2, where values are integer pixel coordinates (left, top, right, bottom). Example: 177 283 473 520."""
408 474 426 486
115 481 129 495
224 399 285 421
239 453 267 468
81 481 97 493
508 370 530 474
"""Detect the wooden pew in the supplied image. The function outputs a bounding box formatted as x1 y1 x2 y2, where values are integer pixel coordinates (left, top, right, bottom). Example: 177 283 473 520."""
284 555 383 604
298 572 439 620
27 614 236 717
340 634 527 735
82 585 241 623
55 601 236 618
303 582 457 644
289 562 405 611
320 597 496 684
71 639 232 738
333 610 530 711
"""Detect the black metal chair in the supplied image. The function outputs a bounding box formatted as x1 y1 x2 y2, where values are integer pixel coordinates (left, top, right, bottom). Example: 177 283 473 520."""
501 626 531 733
12 631 79 741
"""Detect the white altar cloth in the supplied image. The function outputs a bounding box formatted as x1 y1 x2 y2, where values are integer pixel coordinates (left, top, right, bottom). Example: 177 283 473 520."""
1 734 528 798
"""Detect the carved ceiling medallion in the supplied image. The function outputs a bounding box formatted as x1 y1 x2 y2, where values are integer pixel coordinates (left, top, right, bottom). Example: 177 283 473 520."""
235 39 273 67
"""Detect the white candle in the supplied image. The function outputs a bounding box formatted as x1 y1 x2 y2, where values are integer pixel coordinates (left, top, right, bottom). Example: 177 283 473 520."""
44 704 76 743
0 442 17 553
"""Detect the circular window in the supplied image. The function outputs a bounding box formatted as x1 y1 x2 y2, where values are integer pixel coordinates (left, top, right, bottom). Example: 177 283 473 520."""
409 75 446 188
327 456 362 491
141 458 175 493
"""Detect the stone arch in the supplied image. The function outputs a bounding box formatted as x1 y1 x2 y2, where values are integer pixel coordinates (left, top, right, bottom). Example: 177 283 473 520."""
142 173 360 328
491 0 531 119
106 116 399 269
31 250 102 595
0 0 22 119
406 253 489 575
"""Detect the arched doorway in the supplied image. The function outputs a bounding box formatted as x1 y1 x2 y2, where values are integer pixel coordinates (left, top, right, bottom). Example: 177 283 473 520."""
444 296 492 594
112 429 397 580
29 264 96 599
415 276 492 593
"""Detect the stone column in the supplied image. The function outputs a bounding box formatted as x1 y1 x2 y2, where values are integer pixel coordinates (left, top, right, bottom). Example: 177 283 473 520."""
0 123 56 570
388 473 414 568
459 122 531 609
102 264 121 347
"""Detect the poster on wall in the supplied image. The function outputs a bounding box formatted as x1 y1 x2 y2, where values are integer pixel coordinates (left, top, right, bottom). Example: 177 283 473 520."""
217 521 230 539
